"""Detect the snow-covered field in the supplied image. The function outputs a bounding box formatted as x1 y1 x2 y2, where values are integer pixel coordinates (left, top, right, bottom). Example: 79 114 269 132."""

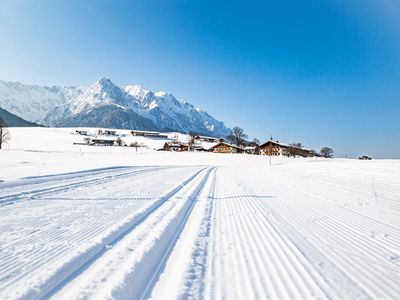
1 128 400 299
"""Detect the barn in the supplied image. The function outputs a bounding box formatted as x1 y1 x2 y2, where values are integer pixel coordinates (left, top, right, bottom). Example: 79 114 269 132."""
259 140 314 157
208 142 243 154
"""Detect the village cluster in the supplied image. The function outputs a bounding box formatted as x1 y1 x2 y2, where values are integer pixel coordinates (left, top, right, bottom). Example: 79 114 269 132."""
74 128 330 157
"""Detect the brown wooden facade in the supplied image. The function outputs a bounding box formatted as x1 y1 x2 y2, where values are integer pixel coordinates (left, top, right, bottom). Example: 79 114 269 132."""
91 138 116 146
131 130 169 138
160 142 189 152
259 141 288 156
208 142 243 154
259 141 314 157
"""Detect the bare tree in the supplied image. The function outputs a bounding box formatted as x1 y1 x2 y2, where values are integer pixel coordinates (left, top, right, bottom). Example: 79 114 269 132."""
227 127 248 147
116 137 123 146
291 142 303 149
320 147 334 158
187 131 196 151
130 141 140 152
0 118 10 150
252 138 260 146
83 137 92 145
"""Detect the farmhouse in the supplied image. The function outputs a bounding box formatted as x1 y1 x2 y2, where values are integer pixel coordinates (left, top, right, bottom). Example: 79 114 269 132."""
358 155 372 160
190 144 208 152
194 135 220 143
289 147 314 157
243 146 259 155
75 130 88 136
259 141 289 156
259 140 314 157
91 137 116 146
160 142 189 152
131 130 169 138
209 142 243 154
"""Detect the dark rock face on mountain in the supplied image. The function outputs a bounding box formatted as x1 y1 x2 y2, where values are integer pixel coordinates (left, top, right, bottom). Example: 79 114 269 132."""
0 107 41 127
55 105 159 131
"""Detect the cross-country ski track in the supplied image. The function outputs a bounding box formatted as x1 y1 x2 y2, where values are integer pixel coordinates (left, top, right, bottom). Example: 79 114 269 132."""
1 162 400 299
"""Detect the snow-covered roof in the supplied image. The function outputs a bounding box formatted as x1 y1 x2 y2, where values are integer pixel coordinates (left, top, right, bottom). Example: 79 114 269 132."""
259 140 290 148
210 142 243 150
91 137 118 141
259 140 314 153
195 135 219 140
200 141 219 150
130 130 162 134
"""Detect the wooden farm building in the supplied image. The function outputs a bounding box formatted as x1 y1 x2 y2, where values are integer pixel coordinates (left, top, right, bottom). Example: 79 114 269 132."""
358 155 372 160
90 138 116 146
243 146 259 155
259 141 314 157
194 135 221 143
103 130 117 136
75 130 88 136
131 130 169 138
160 142 189 152
291 146 314 157
208 142 243 154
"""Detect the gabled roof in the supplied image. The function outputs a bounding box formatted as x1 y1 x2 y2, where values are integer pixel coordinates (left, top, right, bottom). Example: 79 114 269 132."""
259 140 289 149
209 142 243 150
195 135 219 140
131 130 162 134
259 140 315 154
91 136 117 141
164 141 186 146
201 141 219 150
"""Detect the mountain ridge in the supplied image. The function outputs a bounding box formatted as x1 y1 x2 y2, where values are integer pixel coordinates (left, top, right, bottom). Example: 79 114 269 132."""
0 78 230 137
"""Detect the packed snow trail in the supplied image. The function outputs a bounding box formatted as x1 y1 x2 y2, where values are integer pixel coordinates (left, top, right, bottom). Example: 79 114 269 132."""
203 168 366 299
0 166 165 205
1 159 400 299
202 166 400 299
149 168 216 299
152 165 400 299
0 166 206 299
51 167 215 299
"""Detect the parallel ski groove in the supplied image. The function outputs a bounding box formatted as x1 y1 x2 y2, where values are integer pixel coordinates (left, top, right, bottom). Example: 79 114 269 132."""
256 176 400 299
0 167 205 299
0 166 165 205
50 167 214 300
206 168 343 299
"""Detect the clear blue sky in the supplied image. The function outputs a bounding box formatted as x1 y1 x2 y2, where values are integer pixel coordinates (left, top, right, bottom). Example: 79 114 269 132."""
0 0 399 158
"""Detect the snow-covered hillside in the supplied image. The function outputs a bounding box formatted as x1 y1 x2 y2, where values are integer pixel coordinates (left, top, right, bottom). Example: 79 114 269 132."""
0 127 399 299
0 78 230 136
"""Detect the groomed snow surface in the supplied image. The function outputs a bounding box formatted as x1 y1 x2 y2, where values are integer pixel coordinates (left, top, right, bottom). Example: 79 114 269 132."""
1 128 400 299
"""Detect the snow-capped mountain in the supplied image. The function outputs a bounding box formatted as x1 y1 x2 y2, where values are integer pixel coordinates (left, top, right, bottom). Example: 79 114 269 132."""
123 83 228 135
0 80 81 123
0 78 230 136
